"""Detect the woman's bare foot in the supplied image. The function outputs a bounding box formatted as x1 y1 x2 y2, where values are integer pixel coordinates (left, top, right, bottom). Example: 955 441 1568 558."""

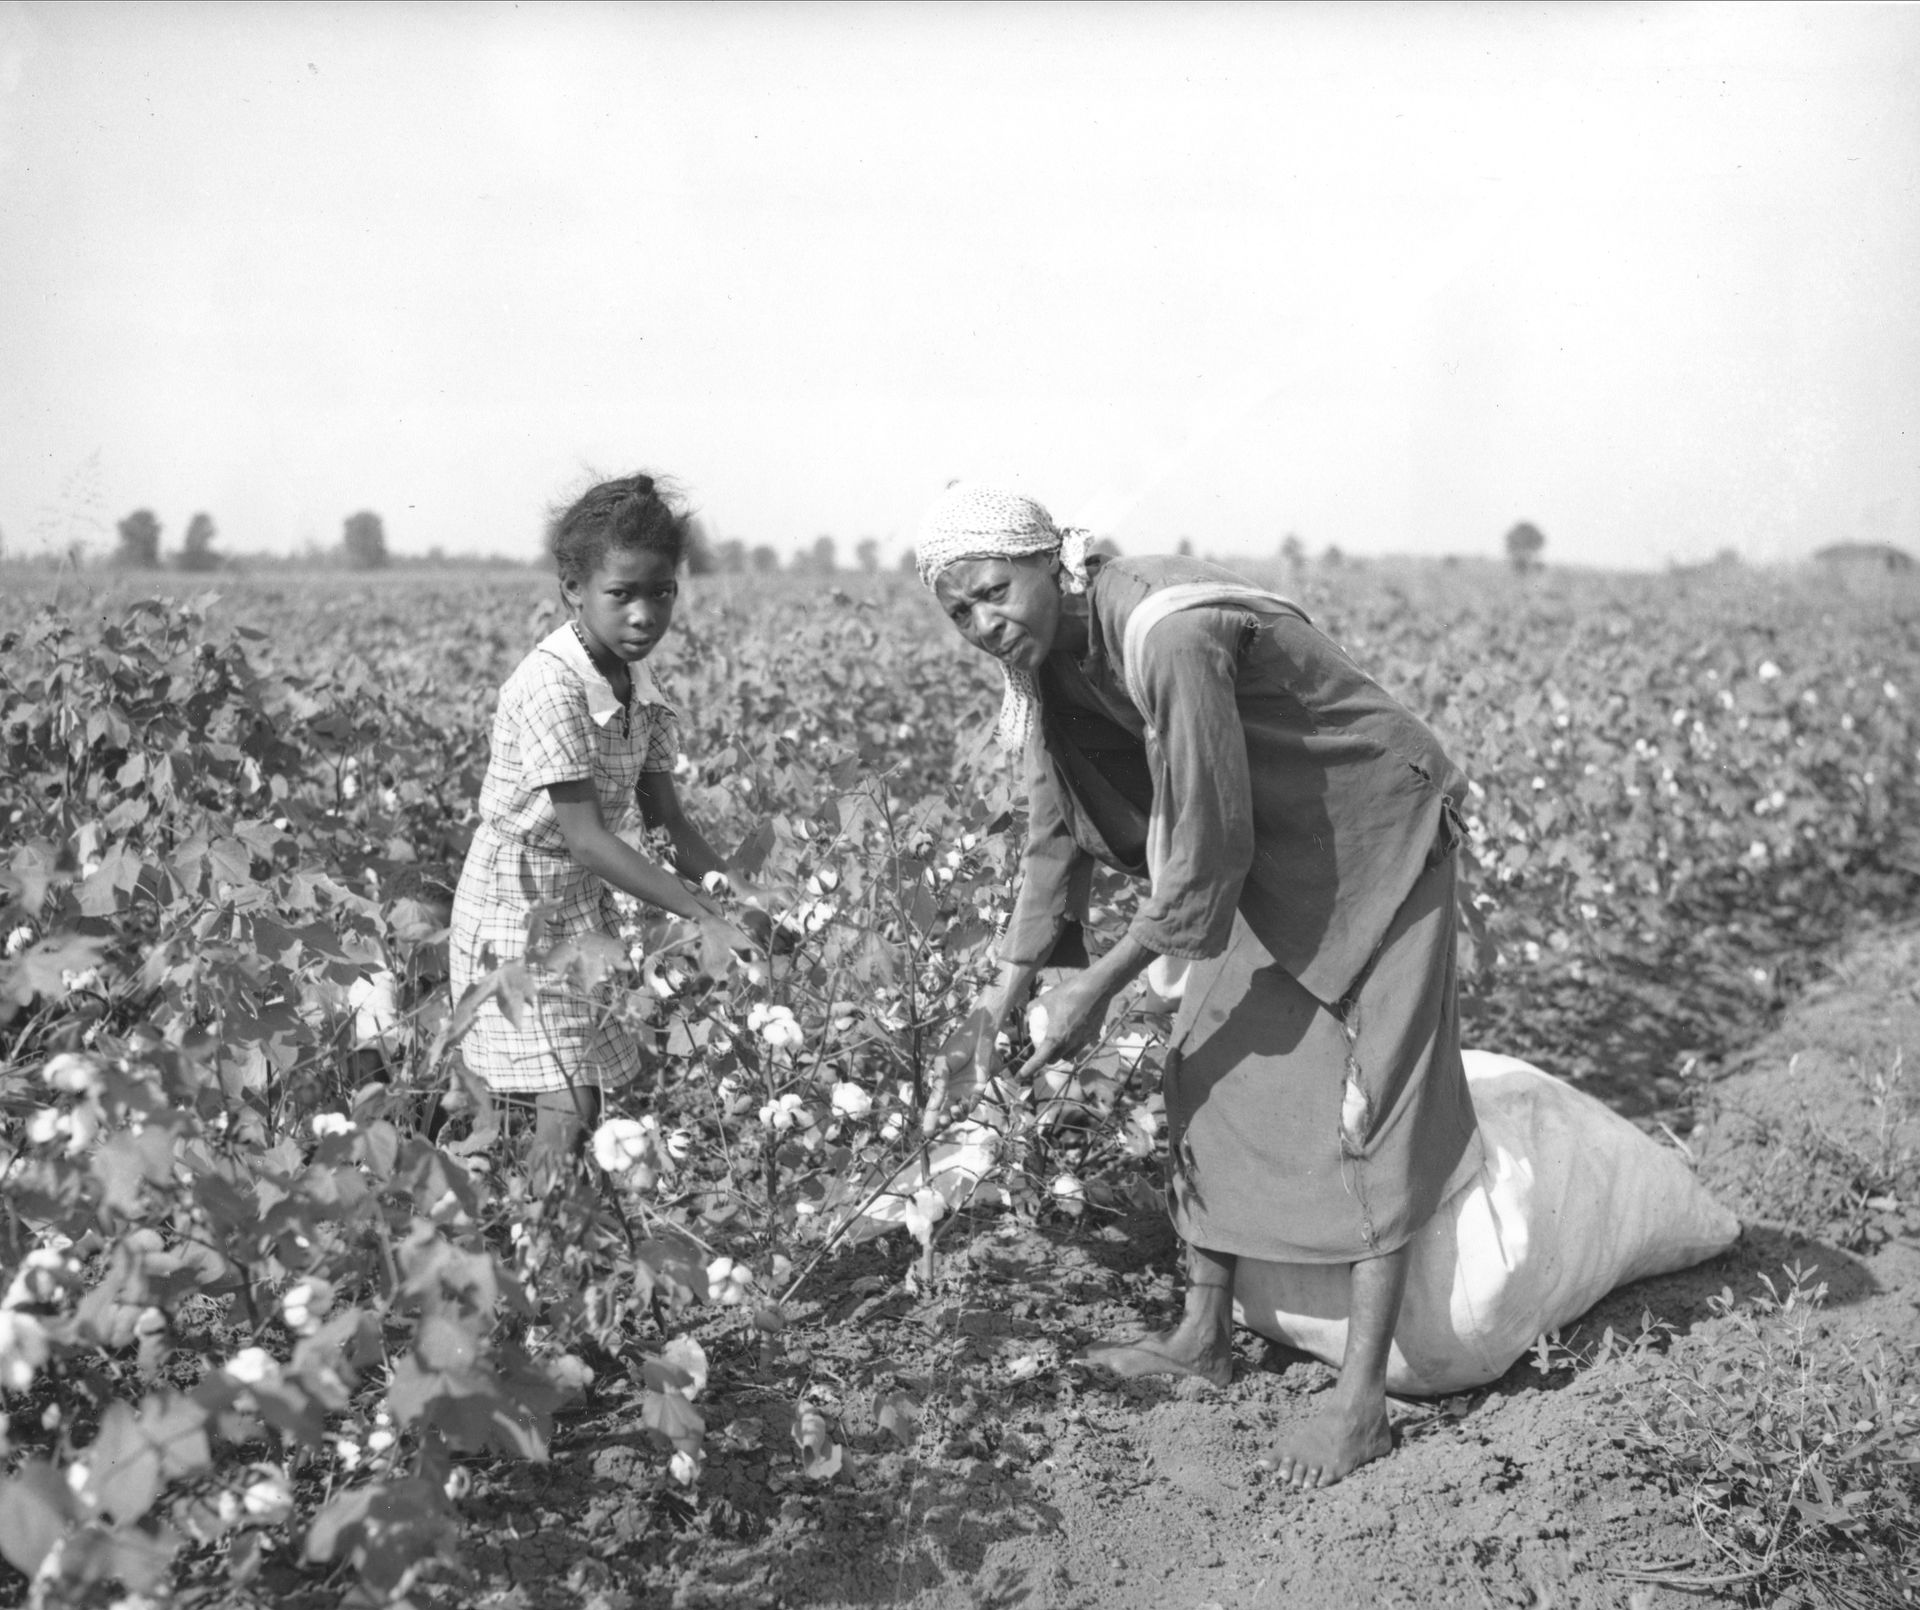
1082 1321 1234 1388
1260 1391 1393 1487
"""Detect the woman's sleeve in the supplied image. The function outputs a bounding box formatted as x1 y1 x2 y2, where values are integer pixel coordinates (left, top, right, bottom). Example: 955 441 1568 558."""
996 748 1093 968
516 664 597 791
1127 608 1257 960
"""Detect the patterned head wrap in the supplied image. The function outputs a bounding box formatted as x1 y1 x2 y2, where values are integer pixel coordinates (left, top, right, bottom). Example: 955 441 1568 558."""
916 482 1096 753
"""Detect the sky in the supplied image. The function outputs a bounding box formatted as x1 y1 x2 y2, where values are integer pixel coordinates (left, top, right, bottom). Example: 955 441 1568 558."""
1 1 1916 570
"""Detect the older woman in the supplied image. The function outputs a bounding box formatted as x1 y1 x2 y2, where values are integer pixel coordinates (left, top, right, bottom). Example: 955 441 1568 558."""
920 483 1482 1488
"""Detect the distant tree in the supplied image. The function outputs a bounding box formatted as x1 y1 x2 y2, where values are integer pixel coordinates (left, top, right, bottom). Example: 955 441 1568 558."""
715 539 747 573
1504 521 1546 573
854 538 879 574
1713 546 1742 567
807 535 838 574
899 549 919 575
177 511 219 572
749 544 780 574
114 509 162 568
1175 536 1195 557
1322 544 1344 567
343 511 389 570
1280 534 1305 569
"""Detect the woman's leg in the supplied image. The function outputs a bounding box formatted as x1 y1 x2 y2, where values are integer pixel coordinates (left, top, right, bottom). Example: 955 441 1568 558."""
1260 1241 1408 1486
1082 1240 1237 1387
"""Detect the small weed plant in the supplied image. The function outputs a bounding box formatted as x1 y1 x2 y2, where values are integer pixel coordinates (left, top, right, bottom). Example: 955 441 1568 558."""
1617 1263 1920 1608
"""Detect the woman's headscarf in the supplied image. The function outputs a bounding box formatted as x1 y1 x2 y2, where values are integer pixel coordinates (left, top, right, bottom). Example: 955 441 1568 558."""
916 482 1094 752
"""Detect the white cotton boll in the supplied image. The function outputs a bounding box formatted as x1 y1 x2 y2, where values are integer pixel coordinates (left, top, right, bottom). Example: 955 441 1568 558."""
590 1118 654 1175
281 1279 333 1332
0 1311 50 1393
350 972 398 1044
26 1108 69 1148
1026 1002 1050 1045
706 1258 753 1306
241 1467 294 1525
224 1347 279 1386
42 1054 104 1096
310 1112 354 1139
830 1082 873 1120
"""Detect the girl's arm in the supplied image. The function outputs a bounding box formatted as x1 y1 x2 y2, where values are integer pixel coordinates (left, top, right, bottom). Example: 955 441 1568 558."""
634 770 729 886
547 780 750 952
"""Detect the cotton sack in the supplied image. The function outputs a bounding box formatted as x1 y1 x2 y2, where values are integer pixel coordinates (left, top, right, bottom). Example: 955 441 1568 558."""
1233 1050 1740 1396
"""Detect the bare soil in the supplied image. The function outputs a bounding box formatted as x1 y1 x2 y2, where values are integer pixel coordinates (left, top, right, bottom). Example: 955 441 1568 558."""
401 925 1920 1610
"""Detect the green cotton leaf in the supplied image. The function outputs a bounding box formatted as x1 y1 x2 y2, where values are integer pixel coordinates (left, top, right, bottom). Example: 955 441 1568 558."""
635 1237 710 1307
248 1378 328 1445
876 1387 921 1446
641 1386 706 1455
383 1354 444 1427
731 818 776 877
1 842 61 917
233 817 288 859
355 1120 401 1181
415 1314 480 1372
302 1484 378 1564
1 932 109 1008
136 1393 213 1481
541 931 626 992
206 837 252 887
0 1459 78 1577
65 1520 180 1592
86 1402 163 1525
385 896 447 943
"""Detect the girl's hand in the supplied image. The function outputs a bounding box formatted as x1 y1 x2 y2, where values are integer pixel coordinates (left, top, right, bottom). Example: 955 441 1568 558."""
1016 972 1116 1080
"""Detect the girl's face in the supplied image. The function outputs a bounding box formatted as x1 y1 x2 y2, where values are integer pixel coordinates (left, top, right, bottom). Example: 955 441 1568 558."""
933 554 1064 673
564 546 679 663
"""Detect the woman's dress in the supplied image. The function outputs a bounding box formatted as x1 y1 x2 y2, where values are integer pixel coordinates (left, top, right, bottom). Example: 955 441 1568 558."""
1002 556 1482 1260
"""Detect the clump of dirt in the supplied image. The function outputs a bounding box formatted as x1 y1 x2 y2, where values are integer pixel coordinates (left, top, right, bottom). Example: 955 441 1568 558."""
426 927 1920 1610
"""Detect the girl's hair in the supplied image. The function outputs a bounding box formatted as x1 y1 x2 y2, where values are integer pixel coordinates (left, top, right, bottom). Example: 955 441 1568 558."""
547 472 692 585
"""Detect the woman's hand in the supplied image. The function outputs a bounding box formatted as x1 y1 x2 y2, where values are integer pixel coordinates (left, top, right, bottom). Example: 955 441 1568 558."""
1016 934 1162 1080
1016 971 1117 1079
921 965 1035 1136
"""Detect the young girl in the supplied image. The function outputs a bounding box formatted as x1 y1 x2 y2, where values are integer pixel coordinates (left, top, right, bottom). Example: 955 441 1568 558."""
448 472 756 1172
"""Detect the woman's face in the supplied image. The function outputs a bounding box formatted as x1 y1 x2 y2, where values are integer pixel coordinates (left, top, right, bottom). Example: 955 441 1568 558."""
933 554 1063 673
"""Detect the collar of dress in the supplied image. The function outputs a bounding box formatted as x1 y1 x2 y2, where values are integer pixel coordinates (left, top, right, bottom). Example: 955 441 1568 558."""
537 624 673 729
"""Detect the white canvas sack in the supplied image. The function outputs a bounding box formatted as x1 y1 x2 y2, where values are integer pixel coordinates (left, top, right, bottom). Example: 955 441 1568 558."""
1232 1050 1741 1396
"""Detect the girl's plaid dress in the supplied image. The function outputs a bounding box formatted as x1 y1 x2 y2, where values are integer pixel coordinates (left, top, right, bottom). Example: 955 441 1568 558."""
449 625 678 1094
